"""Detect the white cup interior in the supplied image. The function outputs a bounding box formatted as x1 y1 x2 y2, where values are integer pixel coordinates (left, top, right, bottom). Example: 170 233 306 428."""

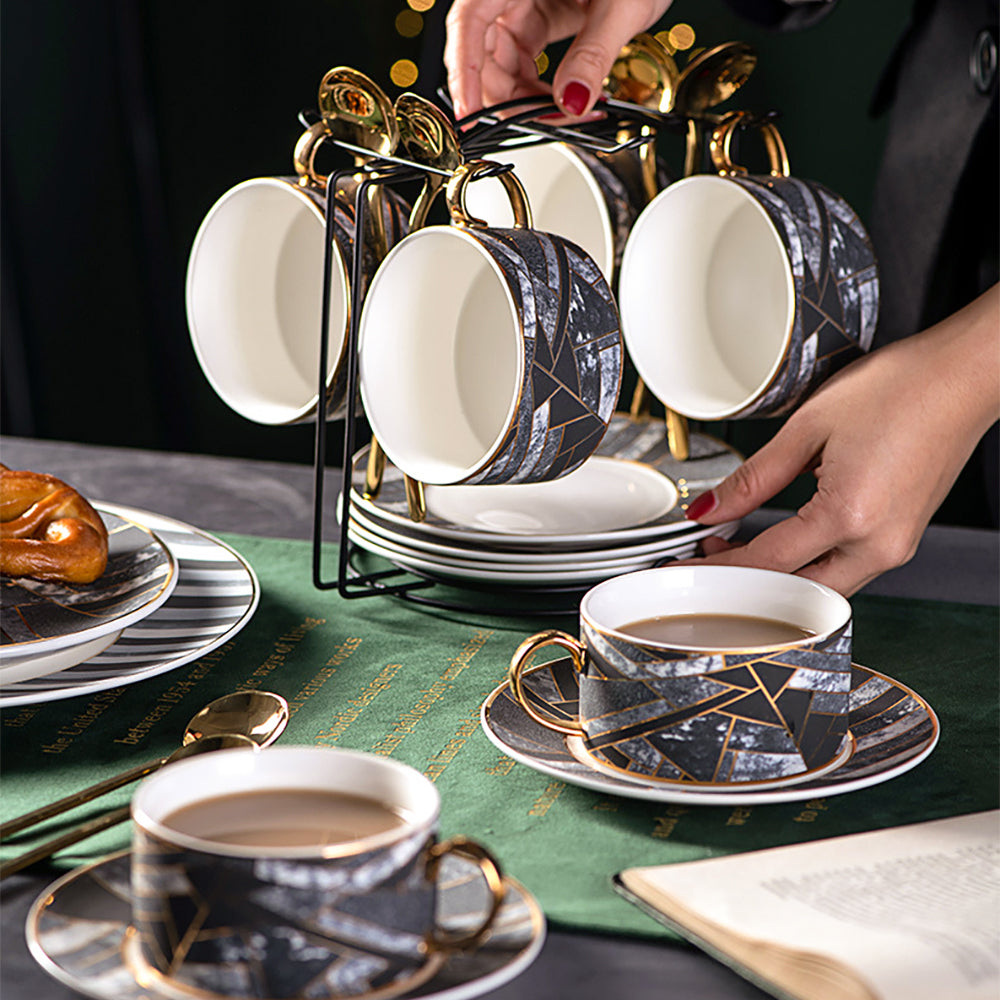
582 565 850 650
462 143 615 280
359 226 522 485
132 746 438 858
186 178 350 425
619 175 795 420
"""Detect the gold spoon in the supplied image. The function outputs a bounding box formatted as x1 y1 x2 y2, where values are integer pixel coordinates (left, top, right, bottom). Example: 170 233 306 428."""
0 690 289 840
394 92 464 231
318 69 427 520
673 41 757 174
604 35 691 460
318 67 399 271
0 733 260 879
604 32 679 114
604 33 678 202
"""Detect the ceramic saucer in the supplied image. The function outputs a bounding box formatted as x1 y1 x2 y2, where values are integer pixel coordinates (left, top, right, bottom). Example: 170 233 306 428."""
27 850 545 1000
422 457 678 536
480 658 939 806
1 511 178 683
348 503 740 567
349 414 744 549
563 730 856 792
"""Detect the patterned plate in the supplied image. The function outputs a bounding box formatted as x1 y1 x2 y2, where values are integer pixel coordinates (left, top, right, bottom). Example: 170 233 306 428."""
1 512 177 659
0 505 258 707
27 850 545 1000
481 658 939 806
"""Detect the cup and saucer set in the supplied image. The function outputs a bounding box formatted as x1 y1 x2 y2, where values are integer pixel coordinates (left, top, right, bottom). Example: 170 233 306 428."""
21 42 937 1000
481 565 940 807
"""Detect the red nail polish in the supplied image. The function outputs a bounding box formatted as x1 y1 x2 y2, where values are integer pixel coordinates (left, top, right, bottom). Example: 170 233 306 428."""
561 81 590 116
686 490 717 521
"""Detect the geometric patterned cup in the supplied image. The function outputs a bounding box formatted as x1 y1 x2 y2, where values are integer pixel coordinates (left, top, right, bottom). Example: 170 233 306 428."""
358 160 623 487
509 565 854 785
125 747 504 999
186 124 408 426
618 114 879 421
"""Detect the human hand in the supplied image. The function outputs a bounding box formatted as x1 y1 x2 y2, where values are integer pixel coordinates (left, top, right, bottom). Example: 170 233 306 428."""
444 0 673 121
683 286 1000 596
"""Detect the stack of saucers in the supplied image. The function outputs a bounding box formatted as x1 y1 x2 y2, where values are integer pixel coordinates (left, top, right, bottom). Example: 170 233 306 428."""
344 414 743 590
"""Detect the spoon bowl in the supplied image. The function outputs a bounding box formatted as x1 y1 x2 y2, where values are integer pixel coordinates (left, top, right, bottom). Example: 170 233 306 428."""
674 41 757 116
319 66 399 160
0 691 289 841
395 92 464 230
182 690 289 748
604 33 679 112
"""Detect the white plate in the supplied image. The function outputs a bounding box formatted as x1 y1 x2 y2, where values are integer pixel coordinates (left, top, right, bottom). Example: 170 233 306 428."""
348 522 700 587
0 631 122 685
1 511 178 685
424 456 677 535
27 850 545 1000
348 502 740 567
349 516 741 580
0 504 259 707
350 414 744 549
480 658 939 806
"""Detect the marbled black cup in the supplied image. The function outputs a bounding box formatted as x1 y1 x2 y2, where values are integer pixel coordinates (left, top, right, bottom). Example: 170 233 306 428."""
125 747 503 999
619 116 879 421
359 160 623 487
509 565 854 786
186 123 408 426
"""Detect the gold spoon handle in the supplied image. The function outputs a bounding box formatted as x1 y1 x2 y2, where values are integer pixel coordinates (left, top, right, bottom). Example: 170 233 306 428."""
0 756 166 840
0 805 132 880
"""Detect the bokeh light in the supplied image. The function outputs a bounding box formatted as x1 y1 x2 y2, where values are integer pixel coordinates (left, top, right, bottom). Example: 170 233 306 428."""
535 51 549 75
390 59 419 87
407 0 435 10
668 23 696 52
395 9 423 37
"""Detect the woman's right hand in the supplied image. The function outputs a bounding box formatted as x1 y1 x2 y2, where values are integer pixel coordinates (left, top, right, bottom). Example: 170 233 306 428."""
444 0 673 121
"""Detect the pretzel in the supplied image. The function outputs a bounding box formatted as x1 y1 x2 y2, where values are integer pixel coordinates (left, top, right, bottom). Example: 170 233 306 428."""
0 465 109 583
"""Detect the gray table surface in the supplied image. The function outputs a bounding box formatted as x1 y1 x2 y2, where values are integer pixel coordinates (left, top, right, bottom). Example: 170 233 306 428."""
1 435 997 1000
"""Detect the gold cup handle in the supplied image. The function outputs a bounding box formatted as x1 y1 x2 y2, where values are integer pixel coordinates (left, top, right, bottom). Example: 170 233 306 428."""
293 121 333 190
508 630 587 737
446 160 534 230
709 112 790 178
426 836 505 951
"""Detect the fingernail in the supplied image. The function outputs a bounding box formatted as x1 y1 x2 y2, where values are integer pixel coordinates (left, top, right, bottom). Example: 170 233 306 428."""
685 490 717 521
561 81 590 116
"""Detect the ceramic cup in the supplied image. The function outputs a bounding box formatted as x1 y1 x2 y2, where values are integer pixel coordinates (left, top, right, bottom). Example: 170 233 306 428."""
186 122 408 425
618 115 879 421
358 159 623 487
462 140 670 283
124 746 504 1000
509 565 853 785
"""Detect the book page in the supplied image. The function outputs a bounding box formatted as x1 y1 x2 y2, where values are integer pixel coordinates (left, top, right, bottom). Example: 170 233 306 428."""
619 811 1000 1000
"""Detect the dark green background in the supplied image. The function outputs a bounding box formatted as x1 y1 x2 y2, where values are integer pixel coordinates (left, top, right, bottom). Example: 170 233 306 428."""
9 0 959 518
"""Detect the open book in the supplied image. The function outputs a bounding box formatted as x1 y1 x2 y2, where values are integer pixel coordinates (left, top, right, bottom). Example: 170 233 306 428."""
614 810 999 1000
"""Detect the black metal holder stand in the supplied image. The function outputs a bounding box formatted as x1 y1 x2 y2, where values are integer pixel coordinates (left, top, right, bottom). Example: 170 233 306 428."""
306 95 771 614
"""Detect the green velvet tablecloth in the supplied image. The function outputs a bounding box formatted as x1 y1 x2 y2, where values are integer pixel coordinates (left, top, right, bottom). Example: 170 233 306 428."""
2 533 997 939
